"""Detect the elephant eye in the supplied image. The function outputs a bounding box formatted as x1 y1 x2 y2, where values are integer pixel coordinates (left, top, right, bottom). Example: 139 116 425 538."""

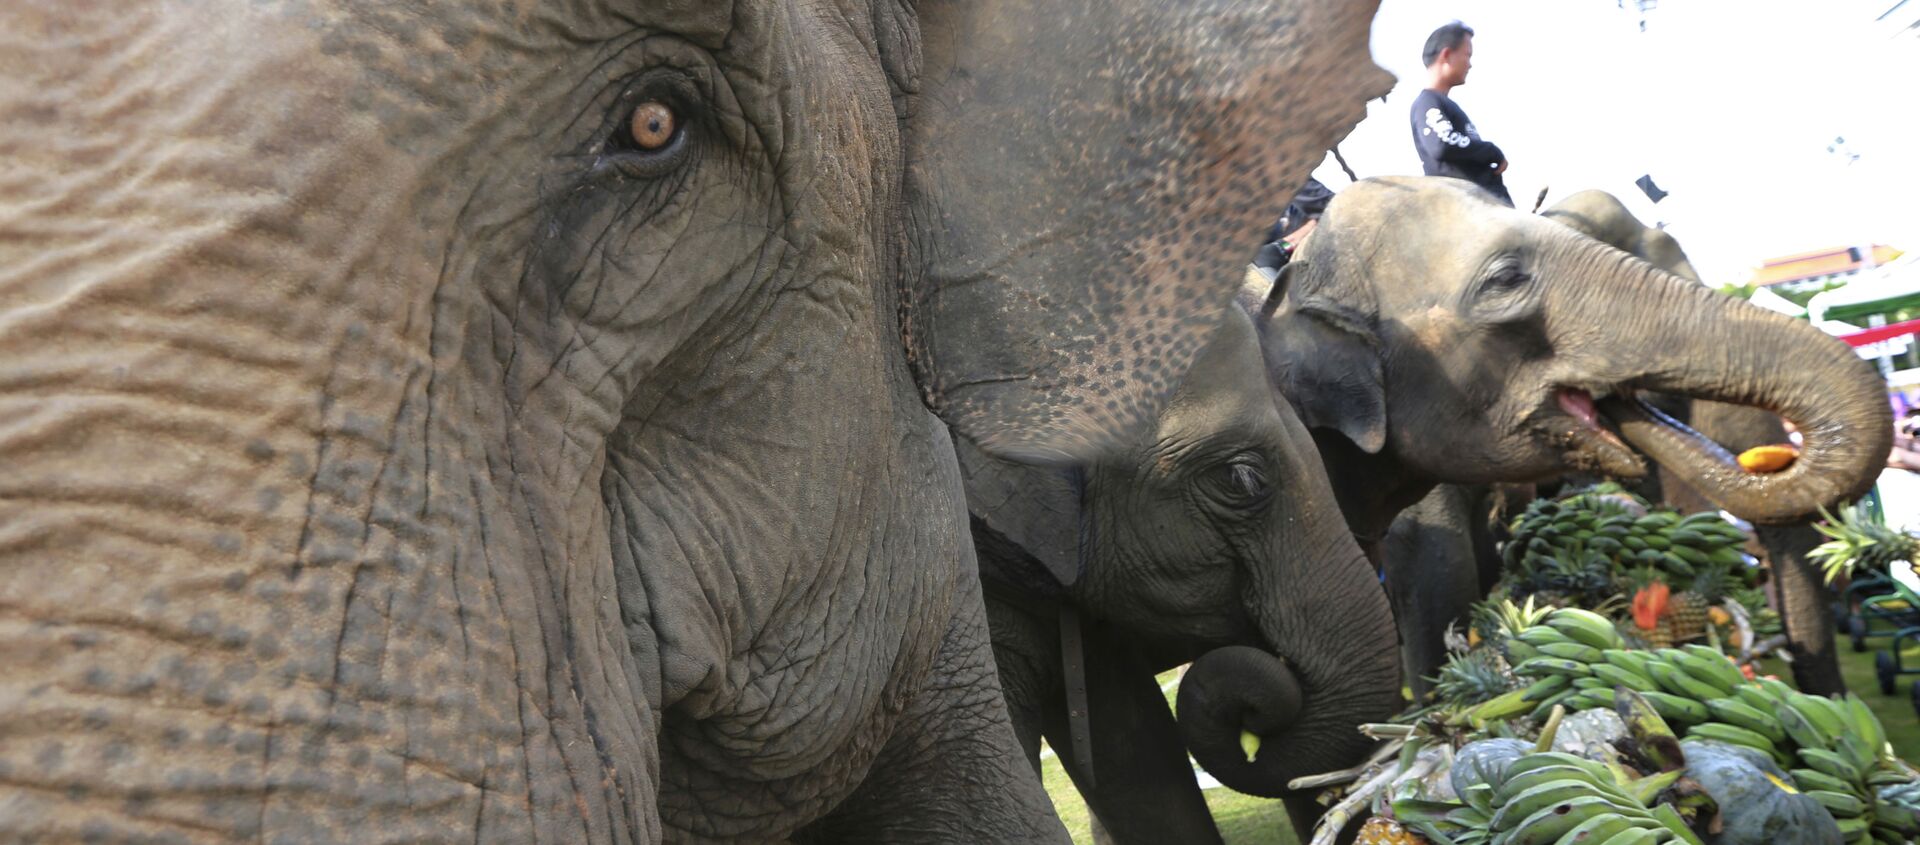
629 102 678 152
605 90 696 179
1211 454 1274 509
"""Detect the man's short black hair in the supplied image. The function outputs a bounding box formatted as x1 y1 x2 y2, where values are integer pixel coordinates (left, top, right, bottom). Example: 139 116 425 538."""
1422 21 1474 67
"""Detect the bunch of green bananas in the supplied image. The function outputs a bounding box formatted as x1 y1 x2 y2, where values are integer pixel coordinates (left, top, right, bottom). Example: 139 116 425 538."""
1503 496 1748 580
1501 616 1920 842
1392 751 1702 845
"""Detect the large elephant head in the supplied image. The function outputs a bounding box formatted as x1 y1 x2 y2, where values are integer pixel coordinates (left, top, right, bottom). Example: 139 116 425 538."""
0 0 1387 841
1260 177 1889 525
965 306 1401 797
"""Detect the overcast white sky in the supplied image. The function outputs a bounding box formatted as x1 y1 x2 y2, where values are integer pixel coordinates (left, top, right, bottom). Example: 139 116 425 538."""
1309 0 1920 285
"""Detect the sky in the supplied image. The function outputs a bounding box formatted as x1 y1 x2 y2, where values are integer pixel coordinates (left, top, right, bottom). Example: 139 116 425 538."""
1308 0 1920 285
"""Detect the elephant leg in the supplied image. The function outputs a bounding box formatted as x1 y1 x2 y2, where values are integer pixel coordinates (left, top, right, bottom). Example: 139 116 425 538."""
1384 485 1484 701
1763 523 1848 695
1041 623 1224 845
985 591 1064 775
795 577 1069 844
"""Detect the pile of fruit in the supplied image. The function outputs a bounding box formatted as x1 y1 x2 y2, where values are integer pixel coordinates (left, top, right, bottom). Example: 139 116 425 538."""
1317 605 1920 845
1484 485 1775 655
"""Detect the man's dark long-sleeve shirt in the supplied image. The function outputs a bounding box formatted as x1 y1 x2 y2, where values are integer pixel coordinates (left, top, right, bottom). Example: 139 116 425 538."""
1410 89 1512 206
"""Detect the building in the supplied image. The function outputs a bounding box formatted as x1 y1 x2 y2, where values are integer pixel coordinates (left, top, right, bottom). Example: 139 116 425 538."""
1751 244 1905 300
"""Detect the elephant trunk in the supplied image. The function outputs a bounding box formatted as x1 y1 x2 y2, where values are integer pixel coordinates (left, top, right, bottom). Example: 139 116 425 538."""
1176 543 1401 796
1563 240 1891 524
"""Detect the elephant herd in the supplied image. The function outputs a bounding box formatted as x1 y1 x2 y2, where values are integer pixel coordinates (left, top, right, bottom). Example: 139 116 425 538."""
0 1 1889 844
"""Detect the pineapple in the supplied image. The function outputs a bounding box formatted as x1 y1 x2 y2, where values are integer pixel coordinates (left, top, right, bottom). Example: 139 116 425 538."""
1813 501 1920 583
1357 818 1428 845
1431 648 1516 710
1667 593 1708 641
1669 565 1728 641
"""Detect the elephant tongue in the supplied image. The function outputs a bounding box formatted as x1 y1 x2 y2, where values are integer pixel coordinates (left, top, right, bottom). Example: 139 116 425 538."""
1557 388 1603 429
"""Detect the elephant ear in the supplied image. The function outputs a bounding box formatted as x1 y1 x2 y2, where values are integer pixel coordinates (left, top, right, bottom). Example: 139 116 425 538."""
955 437 1089 587
899 0 1390 463
1265 258 1388 454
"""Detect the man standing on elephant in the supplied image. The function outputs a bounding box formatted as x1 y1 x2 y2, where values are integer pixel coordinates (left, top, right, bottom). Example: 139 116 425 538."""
1410 21 1513 206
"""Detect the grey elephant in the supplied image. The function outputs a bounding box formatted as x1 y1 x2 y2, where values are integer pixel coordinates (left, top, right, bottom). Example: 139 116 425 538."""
967 305 1401 844
0 0 1389 842
1541 189 1853 694
1253 177 1890 697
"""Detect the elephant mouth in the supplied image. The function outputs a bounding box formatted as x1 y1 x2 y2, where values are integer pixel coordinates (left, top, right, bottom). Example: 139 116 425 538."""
1537 386 1649 477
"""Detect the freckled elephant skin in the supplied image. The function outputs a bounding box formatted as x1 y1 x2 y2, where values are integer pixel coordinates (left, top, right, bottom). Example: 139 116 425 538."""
972 307 1402 844
1254 178 1889 700
0 1 1390 842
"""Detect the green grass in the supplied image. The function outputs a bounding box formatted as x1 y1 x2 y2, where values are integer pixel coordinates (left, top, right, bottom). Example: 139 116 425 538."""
1037 648 1920 844
1038 669 1298 845
1835 639 1920 760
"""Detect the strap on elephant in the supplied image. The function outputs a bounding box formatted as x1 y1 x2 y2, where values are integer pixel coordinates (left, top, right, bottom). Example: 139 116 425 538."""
1058 604 1096 789
972 515 1096 787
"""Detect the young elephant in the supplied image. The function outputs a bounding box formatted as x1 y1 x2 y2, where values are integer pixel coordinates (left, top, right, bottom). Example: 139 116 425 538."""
0 1 1389 842
1253 177 1890 696
966 305 1402 845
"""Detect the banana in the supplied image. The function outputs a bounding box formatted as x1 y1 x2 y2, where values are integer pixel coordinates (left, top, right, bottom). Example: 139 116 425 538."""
1797 693 1853 741
1550 607 1626 650
1649 803 1706 845
1518 626 1578 648
1844 694 1890 762
1808 790 1869 817
1604 649 1658 679
1646 659 1724 701
1640 691 1709 724
1591 663 1660 693
1514 657 1594 679
1571 689 1619 711
1490 781 1611 830
1593 828 1661 845
1775 699 1834 750
1833 816 1871 841
1676 645 1747 692
1800 747 1866 784
1755 676 1795 701
1685 722 1779 753
1506 639 1541 664
1703 698 1788 744
1504 796 1644 845
1553 814 1643 845
1791 768 1864 796
1627 769 1683 806
1573 676 1612 691
1529 689 1578 723
1522 674 1574 702
1539 641 1605 663
1659 552 1697 577
1461 782 1496 816
1733 684 1783 714
1839 734 1879 775
1503 753 1617 784
1687 723 1792 767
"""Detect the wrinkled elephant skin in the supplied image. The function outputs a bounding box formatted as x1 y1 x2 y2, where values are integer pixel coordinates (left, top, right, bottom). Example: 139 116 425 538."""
0 1 1391 842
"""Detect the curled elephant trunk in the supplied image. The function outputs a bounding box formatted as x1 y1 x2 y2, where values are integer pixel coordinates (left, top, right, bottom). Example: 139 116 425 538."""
1176 548 1401 796
1558 240 1891 524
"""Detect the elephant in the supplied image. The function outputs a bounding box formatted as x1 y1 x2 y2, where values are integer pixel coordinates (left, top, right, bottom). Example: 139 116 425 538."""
1251 177 1891 697
0 1 1390 842
965 304 1401 844
1541 189 1853 694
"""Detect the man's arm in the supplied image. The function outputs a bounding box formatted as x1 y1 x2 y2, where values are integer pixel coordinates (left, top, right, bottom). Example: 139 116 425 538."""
1418 98 1505 172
